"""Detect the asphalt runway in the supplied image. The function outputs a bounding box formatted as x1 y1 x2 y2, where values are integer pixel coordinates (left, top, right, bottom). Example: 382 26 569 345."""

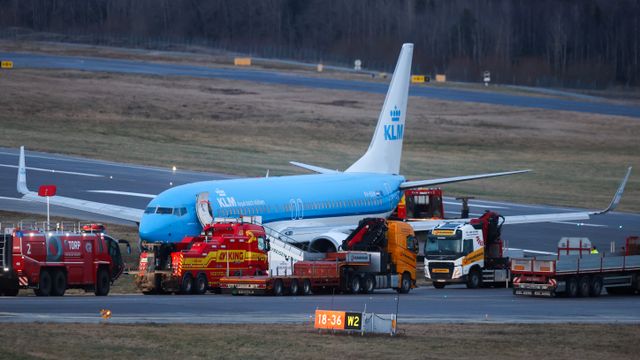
1 286 639 324
2 51 640 118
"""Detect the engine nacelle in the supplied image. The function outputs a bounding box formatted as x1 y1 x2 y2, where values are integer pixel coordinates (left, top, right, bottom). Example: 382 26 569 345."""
309 231 349 253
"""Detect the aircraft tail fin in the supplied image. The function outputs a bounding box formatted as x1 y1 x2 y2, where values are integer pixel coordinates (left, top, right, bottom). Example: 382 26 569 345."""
345 43 413 174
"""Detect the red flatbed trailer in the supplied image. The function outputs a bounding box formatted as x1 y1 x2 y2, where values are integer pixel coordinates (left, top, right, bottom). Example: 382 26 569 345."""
220 251 395 295
219 219 419 296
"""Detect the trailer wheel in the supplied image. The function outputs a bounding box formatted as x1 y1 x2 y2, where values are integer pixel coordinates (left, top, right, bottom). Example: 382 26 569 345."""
180 273 194 294
433 282 446 289
578 276 590 297
397 272 412 294
348 274 362 294
466 269 481 289
589 276 603 297
566 277 578 297
95 268 110 296
290 279 300 296
194 274 207 295
273 279 284 296
35 270 52 296
51 270 67 297
362 274 375 294
302 279 312 295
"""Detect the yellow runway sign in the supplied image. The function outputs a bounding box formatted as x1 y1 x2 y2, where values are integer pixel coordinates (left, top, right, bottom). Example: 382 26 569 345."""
1 61 13 69
411 75 425 83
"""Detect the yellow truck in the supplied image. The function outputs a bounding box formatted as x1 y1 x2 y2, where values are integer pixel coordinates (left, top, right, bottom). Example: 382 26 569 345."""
219 218 419 295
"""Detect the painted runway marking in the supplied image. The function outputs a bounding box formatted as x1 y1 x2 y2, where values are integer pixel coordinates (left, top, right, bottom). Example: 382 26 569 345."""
0 164 103 177
0 196 24 201
87 190 156 198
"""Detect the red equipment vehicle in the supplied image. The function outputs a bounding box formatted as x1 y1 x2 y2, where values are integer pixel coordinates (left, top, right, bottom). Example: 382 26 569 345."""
135 220 269 294
0 223 130 296
392 188 445 220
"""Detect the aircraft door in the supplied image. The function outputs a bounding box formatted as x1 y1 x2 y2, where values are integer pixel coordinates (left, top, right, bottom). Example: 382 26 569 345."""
196 192 214 226
289 198 304 220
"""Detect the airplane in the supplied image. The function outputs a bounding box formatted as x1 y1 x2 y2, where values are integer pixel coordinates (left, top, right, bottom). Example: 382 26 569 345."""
15 43 632 252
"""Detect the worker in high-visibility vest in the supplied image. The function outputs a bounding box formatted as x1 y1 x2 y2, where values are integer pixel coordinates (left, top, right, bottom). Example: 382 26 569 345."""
590 245 599 255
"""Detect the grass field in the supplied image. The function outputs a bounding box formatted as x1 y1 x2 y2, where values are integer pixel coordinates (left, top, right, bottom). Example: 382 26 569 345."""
0 40 638 213
0 323 638 360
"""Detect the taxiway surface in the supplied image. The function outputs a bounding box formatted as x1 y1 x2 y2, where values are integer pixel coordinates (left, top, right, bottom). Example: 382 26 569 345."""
1 286 639 324
2 51 640 118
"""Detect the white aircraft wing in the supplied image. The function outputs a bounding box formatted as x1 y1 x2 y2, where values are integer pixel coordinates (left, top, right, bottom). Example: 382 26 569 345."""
289 161 339 174
16 146 143 223
409 166 632 232
400 169 531 189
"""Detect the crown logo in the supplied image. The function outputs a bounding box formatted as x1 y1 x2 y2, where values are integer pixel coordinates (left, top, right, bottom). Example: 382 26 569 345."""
390 106 401 122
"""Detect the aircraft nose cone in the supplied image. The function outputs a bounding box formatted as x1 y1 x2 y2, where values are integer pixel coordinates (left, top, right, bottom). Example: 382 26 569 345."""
138 216 167 241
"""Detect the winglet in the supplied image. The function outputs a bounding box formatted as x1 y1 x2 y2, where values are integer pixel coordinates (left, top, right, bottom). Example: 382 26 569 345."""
17 146 30 194
591 166 632 215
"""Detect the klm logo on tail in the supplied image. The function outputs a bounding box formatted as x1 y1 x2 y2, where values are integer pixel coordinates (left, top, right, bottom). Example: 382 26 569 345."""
384 106 403 141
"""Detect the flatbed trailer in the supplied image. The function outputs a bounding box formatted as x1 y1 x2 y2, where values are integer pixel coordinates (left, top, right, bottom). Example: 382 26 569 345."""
512 236 640 297
219 251 408 295
220 218 419 296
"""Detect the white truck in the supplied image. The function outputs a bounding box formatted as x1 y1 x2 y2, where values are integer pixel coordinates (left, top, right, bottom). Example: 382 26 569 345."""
424 211 512 288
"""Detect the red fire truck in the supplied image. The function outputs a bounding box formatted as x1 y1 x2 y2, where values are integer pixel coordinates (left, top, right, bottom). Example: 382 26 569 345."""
135 220 269 294
0 223 130 296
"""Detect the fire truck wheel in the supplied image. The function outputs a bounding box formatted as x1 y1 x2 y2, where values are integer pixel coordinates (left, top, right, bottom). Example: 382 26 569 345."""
194 274 208 295
466 269 481 289
290 279 300 296
180 274 194 294
578 276 590 297
433 282 446 289
302 279 312 295
51 270 67 297
95 268 110 296
362 274 375 294
589 276 603 297
35 270 52 296
397 272 411 294
348 274 362 294
273 279 284 296
565 277 578 297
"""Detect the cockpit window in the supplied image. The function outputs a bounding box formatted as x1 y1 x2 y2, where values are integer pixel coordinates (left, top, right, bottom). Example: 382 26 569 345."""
144 207 156 214
174 207 188 216
156 207 174 215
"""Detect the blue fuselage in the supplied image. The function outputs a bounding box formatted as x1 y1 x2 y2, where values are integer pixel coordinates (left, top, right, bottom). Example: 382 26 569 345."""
139 172 405 243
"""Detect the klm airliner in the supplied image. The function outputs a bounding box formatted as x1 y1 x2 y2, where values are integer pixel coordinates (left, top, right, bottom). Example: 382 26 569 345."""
16 44 631 251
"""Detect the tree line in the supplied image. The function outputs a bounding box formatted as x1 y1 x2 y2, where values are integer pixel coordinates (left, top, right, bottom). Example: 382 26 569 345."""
1 0 639 88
